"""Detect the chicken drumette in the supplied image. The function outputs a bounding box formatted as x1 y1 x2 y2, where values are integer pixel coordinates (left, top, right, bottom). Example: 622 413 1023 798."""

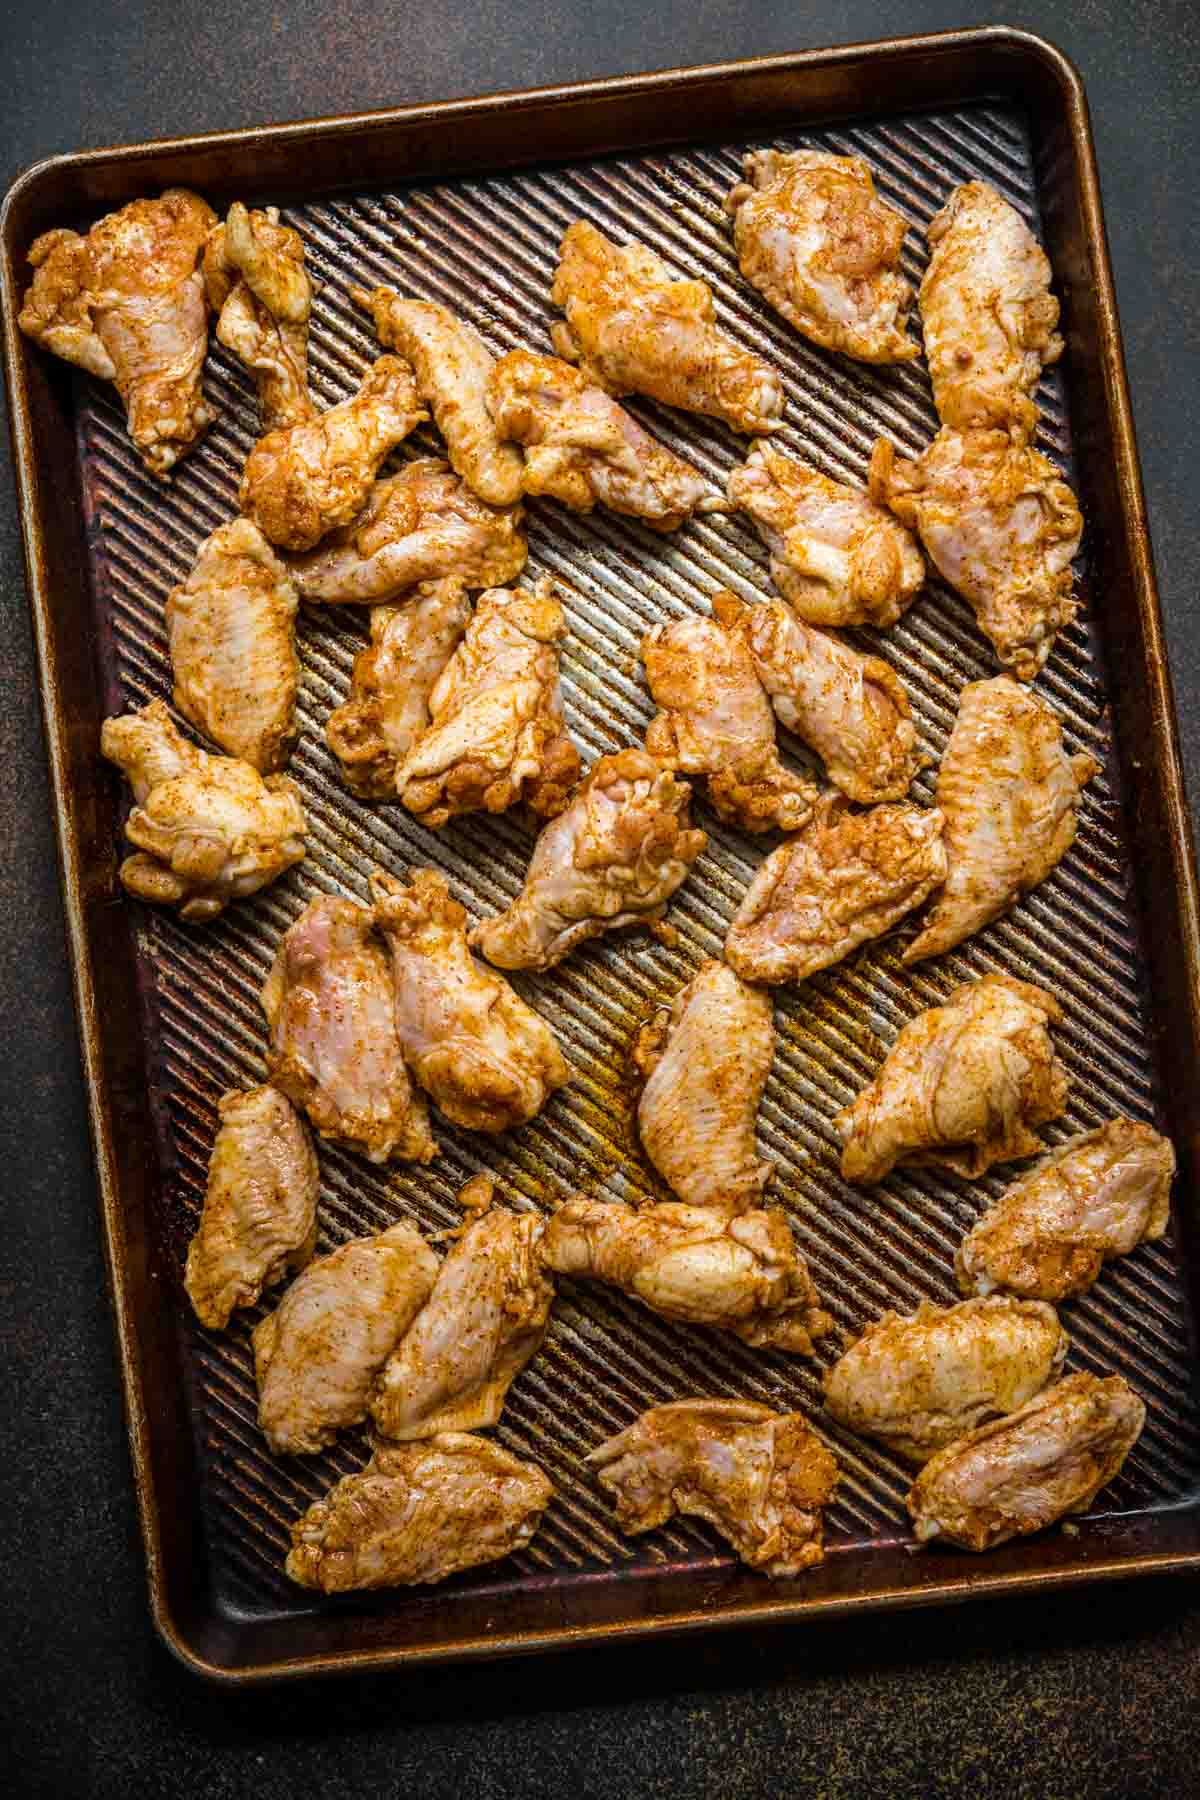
19 187 216 477
550 220 784 435
471 750 706 971
724 150 917 364
203 201 314 431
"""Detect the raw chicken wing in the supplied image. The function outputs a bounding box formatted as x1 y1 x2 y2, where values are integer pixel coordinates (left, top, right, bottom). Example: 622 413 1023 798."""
394 577 580 828
486 348 724 530
920 181 1062 439
724 150 917 364
261 894 435 1164
837 974 1069 1183
370 867 570 1133
725 794 946 985
550 220 783 435
370 1176 553 1439
253 1220 438 1455
643 594 818 835
823 1296 1066 1465
869 429 1081 680
165 517 300 772
352 286 524 505
326 582 471 798
240 355 425 551
589 1400 839 1575
541 1199 831 1354
184 1086 318 1330
285 1432 553 1591
204 202 314 431
19 188 216 477
100 700 306 921
632 960 774 1215
957 1118 1175 1301
471 749 706 971
907 1372 1145 1551
728 444 923 629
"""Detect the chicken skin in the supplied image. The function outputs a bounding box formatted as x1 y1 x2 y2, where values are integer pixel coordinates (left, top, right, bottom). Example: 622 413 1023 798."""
736 591 920 803
643 594 818 835
907 1372 1145 1552
286 459 527 604
869 430 1082 681
326 582 472 798
261 894 436 1164
837 975 1068 1184
370 1177 553 1439
904 676 1098 964
727 445 924 630
725 795 946 985
920 181 1063 440
824 1296 1066 1465
589 1400 839 1575
486 348 724 530
550 220 784 435
724 150 917 364
240 355 426 551
394 577 580 828
285 1432 553 1592
165 517 300 772
253 1220 438 1456
370 868 570 1134
541 1199 831 1354
203 201 314 431
100 700 306 921
183 1086 318 1331
352 286 524 506
632 960 774 1215
957 1119 1175 1302
471 749 706 971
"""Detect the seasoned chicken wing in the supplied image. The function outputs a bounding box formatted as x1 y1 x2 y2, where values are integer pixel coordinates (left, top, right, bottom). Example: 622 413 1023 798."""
204 202 314 431
165 517 300 772
471 749 706 971
240 355 426 551
957 1119 1175 1302
100 699 306 921
869 429 1082 681
286 459 526 604
632 960 774 1215
589 1400 839 1575
728 445 924 629
643 594 818 835
836 975 1069 1184
371 1177 553 1439
19 189 216 476
394 577 580 828
352 286 524 505
920 181 1063 439
285 1432 553 1592
486 348 724 530
541 1199 831 1354
725 794 946 985
183 1086 318 1331
370 867 570 1133
905 676 1097 964
326 582 472 798
261 894 435 1164
550 220 783 435
724 150 917 364
253 1220 438 1455
824 1296 1066 1465
907 1372 1145 1551
736 591 919 802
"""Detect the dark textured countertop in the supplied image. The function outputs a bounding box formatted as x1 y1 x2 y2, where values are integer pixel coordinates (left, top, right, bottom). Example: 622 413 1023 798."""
2 4 1199 1795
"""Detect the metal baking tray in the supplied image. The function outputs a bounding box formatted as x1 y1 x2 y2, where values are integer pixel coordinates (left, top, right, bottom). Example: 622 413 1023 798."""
4 26 1200 1682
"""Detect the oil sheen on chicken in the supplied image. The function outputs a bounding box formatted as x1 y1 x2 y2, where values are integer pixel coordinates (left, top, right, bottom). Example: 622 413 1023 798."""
203 201 314 431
